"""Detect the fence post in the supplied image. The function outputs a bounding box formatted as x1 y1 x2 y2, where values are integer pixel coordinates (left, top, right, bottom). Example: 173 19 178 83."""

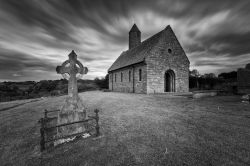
40 118 45 152
94 109 100 137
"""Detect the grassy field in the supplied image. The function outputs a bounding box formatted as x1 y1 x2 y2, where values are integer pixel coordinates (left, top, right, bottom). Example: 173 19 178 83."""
0 91 249 166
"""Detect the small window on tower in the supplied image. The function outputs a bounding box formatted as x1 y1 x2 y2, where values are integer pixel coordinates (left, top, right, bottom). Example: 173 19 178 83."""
168 48 172 54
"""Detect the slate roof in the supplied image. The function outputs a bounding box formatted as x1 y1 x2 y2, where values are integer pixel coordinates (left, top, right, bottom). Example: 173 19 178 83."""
108 25 182 72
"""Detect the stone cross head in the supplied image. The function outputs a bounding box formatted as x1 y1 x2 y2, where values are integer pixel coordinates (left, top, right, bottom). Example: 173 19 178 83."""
56 50 88 77
56 50 88 100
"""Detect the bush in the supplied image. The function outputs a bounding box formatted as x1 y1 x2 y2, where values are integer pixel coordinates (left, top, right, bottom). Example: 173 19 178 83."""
94 74 109 89
0 77 108 102
78 83 99 92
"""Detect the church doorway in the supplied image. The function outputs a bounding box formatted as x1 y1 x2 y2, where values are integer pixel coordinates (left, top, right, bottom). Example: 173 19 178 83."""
165 70 175 92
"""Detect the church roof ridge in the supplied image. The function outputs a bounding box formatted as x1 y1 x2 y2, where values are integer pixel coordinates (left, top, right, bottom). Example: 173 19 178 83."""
108 25 180 72
165 25 171 29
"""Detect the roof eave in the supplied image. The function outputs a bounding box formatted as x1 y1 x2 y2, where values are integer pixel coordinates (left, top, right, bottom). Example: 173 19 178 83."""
108 60 146 72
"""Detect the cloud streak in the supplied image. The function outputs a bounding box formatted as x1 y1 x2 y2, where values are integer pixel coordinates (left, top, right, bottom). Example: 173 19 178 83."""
0 0 250 81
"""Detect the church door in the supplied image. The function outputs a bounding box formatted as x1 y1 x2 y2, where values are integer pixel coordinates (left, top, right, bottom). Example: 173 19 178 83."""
165 70 175 92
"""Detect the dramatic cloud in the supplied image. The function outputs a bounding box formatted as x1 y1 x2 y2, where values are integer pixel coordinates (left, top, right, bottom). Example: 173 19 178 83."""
0 0 250 81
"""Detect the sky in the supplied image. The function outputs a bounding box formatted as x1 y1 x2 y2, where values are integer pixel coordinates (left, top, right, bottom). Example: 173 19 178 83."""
0 0 250 81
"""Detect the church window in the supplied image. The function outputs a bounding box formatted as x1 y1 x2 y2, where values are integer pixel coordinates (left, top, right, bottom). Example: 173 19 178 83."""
168 48 172 54
129 71 131 82
139 69 142 81
121 72 123 82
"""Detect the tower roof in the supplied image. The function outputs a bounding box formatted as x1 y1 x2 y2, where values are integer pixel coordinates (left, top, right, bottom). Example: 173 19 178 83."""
129 24 140 33
108 25 189 72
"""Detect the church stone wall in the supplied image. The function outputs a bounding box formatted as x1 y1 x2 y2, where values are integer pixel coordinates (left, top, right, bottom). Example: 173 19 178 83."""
109 64 147 93
134 64 147 93
108 25 190 94
146 30 189 94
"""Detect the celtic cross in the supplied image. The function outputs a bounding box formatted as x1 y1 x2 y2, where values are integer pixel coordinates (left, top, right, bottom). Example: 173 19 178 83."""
56 50 88 103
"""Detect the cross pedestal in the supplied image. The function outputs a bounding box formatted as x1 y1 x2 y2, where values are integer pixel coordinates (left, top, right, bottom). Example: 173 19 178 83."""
56 50 88 139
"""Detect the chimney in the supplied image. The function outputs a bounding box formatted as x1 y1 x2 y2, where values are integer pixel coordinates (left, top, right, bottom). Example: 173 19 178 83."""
129 24 141 49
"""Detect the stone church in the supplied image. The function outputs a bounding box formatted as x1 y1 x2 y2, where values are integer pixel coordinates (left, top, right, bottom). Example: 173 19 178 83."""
108 24 190 94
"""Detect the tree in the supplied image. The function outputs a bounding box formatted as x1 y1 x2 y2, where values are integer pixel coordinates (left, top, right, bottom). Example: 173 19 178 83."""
94 74 109 89
104 74 109 88
202 73 216 78
189 69 200 77
189 69 200 88
218 71 237 80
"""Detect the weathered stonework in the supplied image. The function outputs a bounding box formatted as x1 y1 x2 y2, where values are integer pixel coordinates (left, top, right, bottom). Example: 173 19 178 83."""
146 27 189 93
56 51 88 138
108 24 190 94
109 63 147 93
129 24 141 49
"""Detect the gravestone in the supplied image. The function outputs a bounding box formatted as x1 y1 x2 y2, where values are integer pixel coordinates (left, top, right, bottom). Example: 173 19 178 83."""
56 50 88 139
237 63 250 94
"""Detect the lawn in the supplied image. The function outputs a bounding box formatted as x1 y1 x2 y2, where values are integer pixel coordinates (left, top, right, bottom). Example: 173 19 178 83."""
0 91 249 166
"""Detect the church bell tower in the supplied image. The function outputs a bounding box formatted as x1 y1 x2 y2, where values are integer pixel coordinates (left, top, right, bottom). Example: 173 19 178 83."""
129 24 141 49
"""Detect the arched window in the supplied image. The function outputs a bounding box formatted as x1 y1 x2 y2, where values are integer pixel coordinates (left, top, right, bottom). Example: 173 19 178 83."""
129 71 131 82
139 69 142 81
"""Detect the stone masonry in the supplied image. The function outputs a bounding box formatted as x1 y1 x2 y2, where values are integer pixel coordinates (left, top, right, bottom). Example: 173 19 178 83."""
108 24 190 94
146 27 189 93
109 63 147 93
